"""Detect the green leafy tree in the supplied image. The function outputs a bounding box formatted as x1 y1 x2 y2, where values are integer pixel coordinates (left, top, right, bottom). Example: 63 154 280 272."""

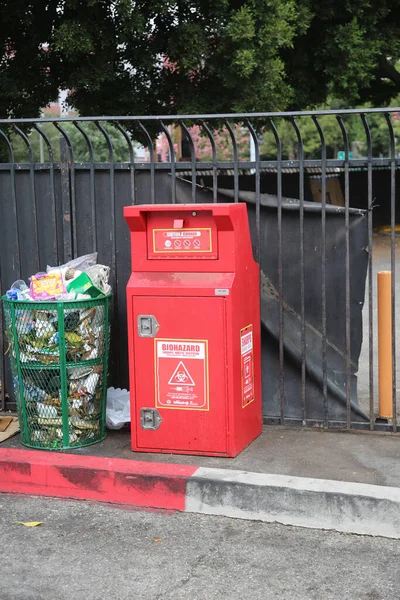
0 2 60 119
51 0 304 116
285 1 400 108
2 1 400 121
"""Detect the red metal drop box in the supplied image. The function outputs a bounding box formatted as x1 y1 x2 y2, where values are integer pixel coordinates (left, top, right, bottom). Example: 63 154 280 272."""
124 203 262 457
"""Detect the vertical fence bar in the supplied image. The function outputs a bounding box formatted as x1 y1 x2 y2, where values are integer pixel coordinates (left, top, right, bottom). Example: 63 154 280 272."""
180 121 197 203
245 119 261 265
33 124 59 265
13 125 40 272
385 113 397 431
55 124 75 260
115 121 136 204
95 121 116 276
337 116 352 429
159 122 176 204
361 114 375 429
54 123 77 257
290 118 307 424
200 121 218 202
0 129 21 410
269 119 285 423
312 116 329 428
58 136 73 263
95 121 120 385
225 120 239 203
73 121 97 252
0 129 21 277
137 121 155 204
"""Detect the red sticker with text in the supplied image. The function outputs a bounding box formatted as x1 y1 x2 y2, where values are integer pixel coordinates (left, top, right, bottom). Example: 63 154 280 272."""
153 228 212 253
155 339 209 410
241 325 254 408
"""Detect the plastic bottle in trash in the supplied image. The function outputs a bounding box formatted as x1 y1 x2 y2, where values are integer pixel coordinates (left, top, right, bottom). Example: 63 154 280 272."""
7 280 32 300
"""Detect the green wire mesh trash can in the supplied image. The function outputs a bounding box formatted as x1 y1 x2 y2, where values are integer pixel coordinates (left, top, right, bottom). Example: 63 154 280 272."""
3 296 111 450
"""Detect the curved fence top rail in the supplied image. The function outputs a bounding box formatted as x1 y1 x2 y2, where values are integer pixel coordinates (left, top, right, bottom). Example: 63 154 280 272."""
1 106 400 124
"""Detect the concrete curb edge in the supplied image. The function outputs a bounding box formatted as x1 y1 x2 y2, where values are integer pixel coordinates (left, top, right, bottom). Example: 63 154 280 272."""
1 448 399 538
186 467 400 539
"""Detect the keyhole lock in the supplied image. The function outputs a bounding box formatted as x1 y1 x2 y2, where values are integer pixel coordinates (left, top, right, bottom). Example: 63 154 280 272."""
138 315 159 338
140 408 162 430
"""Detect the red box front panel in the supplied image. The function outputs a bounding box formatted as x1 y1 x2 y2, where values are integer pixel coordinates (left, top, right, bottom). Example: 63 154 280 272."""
132 296 228 454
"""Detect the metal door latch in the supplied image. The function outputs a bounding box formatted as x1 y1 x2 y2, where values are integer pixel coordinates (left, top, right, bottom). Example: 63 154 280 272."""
140 408 162 430
138 315 159 337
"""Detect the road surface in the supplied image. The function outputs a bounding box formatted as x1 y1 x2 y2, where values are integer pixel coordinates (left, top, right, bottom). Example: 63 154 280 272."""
1 495 399 600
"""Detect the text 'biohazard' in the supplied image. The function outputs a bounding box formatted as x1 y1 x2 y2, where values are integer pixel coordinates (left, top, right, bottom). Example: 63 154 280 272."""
155 339 209 410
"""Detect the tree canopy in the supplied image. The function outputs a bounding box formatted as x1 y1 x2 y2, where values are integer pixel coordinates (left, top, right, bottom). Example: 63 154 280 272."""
1 1 400 119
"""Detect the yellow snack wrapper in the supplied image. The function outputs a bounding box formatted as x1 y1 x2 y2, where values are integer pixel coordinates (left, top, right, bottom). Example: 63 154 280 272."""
30 272 65 299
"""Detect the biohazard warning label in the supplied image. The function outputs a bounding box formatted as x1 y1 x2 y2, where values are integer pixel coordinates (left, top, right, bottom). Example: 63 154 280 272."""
152 228 212 253
241 325 254 408
155 339 209 410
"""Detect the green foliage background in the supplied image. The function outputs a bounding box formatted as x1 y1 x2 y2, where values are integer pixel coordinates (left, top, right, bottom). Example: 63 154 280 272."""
1 1 400 119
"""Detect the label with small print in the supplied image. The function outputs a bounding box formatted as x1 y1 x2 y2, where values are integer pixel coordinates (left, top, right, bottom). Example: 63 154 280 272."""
152 228 212 253
240 325 254 408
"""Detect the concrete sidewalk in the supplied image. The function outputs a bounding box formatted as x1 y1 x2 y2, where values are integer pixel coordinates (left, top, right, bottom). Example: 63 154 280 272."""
5 425 400 487
2 426 400 538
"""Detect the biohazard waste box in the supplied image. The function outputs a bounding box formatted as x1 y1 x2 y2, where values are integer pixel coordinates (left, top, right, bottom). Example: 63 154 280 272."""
124 203 262 457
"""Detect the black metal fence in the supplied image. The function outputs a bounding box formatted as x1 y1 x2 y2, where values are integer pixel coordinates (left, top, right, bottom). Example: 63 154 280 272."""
0 109 398 432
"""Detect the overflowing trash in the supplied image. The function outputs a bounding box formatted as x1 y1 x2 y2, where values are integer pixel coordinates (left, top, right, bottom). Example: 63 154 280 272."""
3 254 111 450
6 253 111 301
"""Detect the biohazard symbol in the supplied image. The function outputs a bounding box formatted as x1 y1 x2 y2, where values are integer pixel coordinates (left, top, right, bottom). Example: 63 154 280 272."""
168 361 195 386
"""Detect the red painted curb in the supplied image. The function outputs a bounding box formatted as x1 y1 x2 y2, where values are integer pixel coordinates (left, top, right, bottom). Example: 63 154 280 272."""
0 448 198 510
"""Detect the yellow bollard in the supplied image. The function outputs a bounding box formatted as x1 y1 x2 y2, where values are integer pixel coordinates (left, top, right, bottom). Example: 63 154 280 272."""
378 271 393 419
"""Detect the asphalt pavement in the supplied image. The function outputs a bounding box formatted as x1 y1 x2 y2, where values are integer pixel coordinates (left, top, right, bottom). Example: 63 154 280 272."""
1 494 400 600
